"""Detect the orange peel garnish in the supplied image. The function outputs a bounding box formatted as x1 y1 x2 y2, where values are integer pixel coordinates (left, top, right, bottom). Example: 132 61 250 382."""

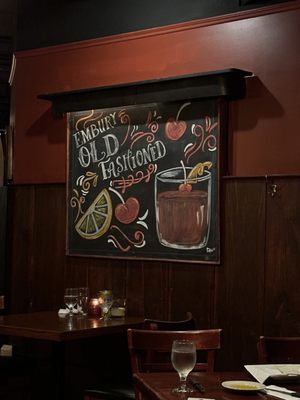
187 161 213 183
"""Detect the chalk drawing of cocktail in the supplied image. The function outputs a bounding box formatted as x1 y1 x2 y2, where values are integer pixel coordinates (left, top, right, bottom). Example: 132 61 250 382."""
155 164 211 250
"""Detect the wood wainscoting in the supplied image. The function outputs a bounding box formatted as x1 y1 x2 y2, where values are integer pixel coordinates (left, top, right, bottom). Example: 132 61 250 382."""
5 176 300 370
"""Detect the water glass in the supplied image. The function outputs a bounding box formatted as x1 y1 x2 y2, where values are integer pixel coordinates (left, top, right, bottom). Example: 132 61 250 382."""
77 287 89 315
171 339 196 393
64 288 78 315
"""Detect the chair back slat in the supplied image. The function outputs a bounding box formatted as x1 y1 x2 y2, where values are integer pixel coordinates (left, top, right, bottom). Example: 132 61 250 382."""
128 328 221 374
258 336 300 363
143 312 196 331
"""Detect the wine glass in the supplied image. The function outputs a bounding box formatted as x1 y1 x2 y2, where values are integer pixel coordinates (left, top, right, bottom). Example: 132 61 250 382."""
98 290 113 320
171 339 196 393
77 287 89 315
64 288 78 316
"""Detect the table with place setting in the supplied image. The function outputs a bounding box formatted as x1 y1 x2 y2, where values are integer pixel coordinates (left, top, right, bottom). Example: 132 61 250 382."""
133 371 300 400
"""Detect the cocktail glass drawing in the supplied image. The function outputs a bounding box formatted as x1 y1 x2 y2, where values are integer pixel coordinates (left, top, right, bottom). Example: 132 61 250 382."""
155 166 211 250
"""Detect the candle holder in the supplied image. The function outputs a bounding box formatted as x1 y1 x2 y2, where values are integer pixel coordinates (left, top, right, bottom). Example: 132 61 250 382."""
87 298 102 317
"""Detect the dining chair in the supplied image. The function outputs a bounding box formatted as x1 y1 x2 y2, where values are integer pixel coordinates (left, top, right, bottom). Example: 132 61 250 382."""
83 313 198 400
128 328 222 400
143 311 196 330
257 335 300 363
128 328 221 373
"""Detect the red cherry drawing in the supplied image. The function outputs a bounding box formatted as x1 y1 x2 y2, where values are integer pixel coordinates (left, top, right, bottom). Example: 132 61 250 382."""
165 118 187 141
179 183 192 192
115 197 140 224
165 103 190 141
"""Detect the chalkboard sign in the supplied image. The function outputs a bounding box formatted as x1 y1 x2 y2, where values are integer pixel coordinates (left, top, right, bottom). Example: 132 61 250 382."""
67 99 222 263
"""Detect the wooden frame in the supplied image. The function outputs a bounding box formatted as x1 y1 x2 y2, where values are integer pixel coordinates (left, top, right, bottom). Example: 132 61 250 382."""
67 98 226 263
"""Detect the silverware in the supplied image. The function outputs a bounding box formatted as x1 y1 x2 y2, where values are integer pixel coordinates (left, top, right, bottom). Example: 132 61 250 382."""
189 378 205 393
264 388 300 398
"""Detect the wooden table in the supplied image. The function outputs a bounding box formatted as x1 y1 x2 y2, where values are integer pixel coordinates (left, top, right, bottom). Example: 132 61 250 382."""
0 310 144 341
0 311 144 399
133 371 269 400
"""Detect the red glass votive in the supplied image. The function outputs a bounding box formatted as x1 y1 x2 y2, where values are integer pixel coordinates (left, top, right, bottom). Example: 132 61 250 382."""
87 298 102 317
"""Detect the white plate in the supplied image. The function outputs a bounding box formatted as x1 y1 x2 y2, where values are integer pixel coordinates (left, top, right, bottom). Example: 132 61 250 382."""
222 381 266 392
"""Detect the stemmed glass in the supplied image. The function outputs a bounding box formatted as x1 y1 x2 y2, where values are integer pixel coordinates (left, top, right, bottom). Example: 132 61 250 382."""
64 288 78 316
98 290 113 320
77 287 89 315
171 339 196 393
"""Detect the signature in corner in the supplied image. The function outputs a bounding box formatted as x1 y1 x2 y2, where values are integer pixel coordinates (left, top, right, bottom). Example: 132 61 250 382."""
206 247 215 254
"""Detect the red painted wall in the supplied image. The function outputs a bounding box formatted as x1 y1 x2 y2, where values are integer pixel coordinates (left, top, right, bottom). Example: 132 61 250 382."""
12 2 300 184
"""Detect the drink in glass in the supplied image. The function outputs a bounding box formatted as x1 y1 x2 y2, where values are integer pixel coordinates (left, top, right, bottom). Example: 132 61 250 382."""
77 287 90 315
155 167 211 249
64 288 78 316
98 290 113 320
171 339 196 393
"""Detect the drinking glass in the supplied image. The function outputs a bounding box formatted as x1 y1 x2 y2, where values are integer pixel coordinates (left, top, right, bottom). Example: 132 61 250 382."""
98 290 113 320
77 287 89 315
111 298 126 317
64 288 78 315
155 167 211 249
171 339 196 393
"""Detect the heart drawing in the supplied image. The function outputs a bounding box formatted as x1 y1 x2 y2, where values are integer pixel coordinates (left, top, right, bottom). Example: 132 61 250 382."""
165 118 187 141
115 197 140 224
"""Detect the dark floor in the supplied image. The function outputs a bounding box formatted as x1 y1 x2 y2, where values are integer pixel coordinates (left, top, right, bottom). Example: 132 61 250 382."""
0 333 132 400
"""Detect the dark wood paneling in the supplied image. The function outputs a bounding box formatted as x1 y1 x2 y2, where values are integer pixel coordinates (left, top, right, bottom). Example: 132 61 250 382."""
170 263 215 328
215 178 266 369
8 186 35 312
143 260 170 320
31 185 66 311
6 177 300 370
8 185 67 312
0 187 7 295
125 260 145 317
86 257 127 299
264 177 300 335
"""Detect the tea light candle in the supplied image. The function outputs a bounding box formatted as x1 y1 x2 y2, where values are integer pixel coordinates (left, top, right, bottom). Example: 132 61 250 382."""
88 298 101 317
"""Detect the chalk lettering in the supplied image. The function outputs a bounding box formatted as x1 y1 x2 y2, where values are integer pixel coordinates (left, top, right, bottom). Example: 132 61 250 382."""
99 140 166 180
73 112 117 148
102 133 119 157
77 140 106 167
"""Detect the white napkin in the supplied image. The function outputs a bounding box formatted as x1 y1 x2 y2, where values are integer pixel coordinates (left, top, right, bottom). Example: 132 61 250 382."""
265 385 297 400
58 308 70 315
188 398 215 400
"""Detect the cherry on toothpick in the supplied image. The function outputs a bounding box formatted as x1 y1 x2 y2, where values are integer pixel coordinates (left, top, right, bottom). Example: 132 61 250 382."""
179 183 192 192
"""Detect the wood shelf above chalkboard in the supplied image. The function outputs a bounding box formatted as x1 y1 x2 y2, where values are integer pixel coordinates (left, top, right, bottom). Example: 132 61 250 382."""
38 68 252 117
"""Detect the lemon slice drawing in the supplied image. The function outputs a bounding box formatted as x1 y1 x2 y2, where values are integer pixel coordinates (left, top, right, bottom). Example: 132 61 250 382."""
75 189 112 239
187 161 213 183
